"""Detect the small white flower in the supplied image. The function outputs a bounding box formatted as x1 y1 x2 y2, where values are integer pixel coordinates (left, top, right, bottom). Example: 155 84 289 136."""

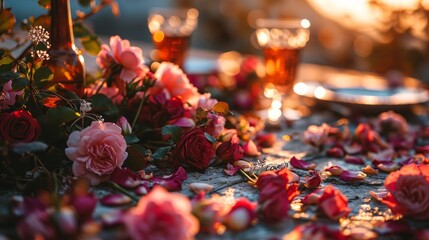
29 25 50 45
80 100 92 113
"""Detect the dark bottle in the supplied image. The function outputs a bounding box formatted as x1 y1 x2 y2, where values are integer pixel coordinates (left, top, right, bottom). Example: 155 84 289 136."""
48 0 85 97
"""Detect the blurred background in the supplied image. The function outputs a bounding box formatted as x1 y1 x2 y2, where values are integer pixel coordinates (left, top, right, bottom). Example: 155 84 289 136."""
5 0 429 83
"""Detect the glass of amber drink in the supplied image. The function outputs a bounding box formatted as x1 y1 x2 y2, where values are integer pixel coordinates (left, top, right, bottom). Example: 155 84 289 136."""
148 8 199 68
255 18 310 94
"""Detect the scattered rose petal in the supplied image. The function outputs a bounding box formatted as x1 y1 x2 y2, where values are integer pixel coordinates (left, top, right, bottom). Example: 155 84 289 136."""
151 167 187 191
369 190 388 202
224 163 240 176
325 165 344 176
339 170 366 181
301 188 324 205
233 160 253 171
362 165 379 175
318 185 351 220
110 168 140 188
371 158 393 168
399 154 428 166
100 194 132 206
376 162 399 173
326 147 345 158
189 183 214 194
343 143 363 155
345 156 365 165
290 156 316 170
242 140 261 157
368 148 394 161
135 185 149 195
303 170 321 188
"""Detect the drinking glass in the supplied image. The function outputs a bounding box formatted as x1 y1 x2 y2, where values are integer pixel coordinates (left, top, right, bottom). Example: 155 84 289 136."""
148 8 199 68
255 18 310 94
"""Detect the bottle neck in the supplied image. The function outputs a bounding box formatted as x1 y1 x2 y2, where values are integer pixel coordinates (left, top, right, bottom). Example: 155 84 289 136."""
50 0 75 50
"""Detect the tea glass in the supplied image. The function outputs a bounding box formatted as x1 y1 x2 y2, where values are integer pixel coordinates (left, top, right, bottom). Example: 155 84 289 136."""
148 8 199 68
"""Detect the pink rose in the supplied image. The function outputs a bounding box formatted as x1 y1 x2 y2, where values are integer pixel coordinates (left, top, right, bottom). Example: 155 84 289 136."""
96 35 146 83
318 185 351 220
1 80 23 109
123 186 199 240
382 164 429 220
153 62 200 106
65 121 128 185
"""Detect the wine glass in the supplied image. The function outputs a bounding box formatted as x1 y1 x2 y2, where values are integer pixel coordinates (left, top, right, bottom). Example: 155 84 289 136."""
254 18 310 123
148 8 199 69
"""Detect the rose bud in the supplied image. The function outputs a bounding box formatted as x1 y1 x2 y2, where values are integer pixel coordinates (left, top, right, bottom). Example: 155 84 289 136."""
216 134 244 162
224 198 257 232
116 116 132 135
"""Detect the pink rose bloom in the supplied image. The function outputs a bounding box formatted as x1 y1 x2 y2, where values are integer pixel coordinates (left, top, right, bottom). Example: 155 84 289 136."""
1 80 23 110
85 79 124 104
123 186 199 240
303 123 329 147
65 121 128 185
153 62 201 106
382 163 429 220
96 35 145 83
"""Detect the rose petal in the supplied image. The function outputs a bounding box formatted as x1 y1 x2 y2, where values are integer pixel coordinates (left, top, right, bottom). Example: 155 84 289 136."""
303 170 322 188
339 170 366 181
343 143 363 155
189 183 214 194
135 185 149 195
290 156 317 170
151 167 188 191
345 156 365 165
326 147 345 158
369 190 388 202
362 165 379 175
100 194 132 206
224 163 240 176
301 188 324 205
325 165 344 176
376 162 399 172
242 140 261 157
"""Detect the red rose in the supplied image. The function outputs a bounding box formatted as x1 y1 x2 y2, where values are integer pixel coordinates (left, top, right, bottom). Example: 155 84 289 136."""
318 185 351 220
174 128 215 172
0 110 41 143
382 164 429 220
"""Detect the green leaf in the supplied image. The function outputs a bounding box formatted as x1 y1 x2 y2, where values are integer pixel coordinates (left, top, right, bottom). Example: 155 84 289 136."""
12 78 29 91
0 71 19 83
162 125 183 144
125 134 140 144
204 132 216 143
90 94 119 118
12 141 48 154
47 106 80 124
0 53 14 72
152 146 172 160
0 9 16 35
34 66 53 85
81 36 101 55
73 22 91 38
